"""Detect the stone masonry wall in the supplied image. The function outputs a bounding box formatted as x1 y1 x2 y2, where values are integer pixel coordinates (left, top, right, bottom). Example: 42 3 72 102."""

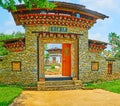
78 31 120 82
0 25 120 85
103 60 120 81
0 27 38 85
0 25 84 85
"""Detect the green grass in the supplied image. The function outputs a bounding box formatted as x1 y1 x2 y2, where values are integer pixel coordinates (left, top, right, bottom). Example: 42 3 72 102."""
85 79 120 94
0 86 22 106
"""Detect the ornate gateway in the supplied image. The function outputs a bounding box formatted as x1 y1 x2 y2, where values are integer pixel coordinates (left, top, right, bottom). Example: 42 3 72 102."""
0 1 113 90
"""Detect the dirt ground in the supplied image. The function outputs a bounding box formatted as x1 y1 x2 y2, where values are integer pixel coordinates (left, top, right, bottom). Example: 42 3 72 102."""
10 89 120 106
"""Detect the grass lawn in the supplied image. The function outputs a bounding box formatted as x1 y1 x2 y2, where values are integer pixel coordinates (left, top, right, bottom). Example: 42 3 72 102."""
0 86 22 106
85 79 120 94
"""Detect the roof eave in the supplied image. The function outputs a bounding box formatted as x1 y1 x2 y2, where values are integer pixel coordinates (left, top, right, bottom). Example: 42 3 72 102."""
83 9 109 20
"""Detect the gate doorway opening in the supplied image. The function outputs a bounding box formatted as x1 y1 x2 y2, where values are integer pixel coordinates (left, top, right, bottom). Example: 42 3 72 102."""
44 43 71 78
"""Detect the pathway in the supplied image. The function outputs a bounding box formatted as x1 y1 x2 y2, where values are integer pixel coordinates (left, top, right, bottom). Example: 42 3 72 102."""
10 89 120 106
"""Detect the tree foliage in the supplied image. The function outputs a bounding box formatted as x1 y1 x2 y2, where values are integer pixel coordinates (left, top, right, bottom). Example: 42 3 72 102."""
44 53 49 60
102 32 120 59
108 32 120 58
109 32 120 50
0 31 24 41
0 0 55 11
44 44 49 60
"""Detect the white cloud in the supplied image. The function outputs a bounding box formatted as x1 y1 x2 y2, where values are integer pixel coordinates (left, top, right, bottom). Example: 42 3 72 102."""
86 6 116 42
88 33 108 43
92 17 112 32
5 15 16 26
54 0 120 13
5 20 14 26
2 15 25 34
79 0 120 14
4 26 24 34
4 28 15 34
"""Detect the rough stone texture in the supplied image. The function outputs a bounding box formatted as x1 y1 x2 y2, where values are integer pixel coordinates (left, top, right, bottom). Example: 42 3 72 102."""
0 25 120 85
0 25 81 85
0 27 38 85
37 80 82 91
103 60 120 81
78 31 120 82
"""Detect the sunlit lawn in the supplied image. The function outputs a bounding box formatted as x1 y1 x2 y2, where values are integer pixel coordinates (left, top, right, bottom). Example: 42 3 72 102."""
0 86 22 106
85 79 120 94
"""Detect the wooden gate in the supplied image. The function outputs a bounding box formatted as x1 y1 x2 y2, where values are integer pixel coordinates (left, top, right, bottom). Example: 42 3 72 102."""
62 44 71 76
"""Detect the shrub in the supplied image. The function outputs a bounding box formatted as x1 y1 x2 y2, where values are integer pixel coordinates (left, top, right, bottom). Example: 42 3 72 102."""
51 65 55 69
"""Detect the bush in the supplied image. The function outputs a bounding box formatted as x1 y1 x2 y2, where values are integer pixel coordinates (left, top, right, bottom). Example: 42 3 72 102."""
51 65 55 69
58 63 61 66
44 67 47 71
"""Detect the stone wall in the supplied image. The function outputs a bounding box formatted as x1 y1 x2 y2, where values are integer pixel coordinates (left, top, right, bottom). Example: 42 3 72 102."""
79 54 120 82
0 25 83 85
78 30 120 82
103 60 120 81
0 25 120 85
79 52 107 82
0 27 38 85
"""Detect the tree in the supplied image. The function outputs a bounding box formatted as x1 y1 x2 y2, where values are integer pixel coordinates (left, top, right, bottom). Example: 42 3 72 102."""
44 44 49 64
102 32 120 59
108 32 120 58
0 32 24 40
0 0 55 11
44 53 50 62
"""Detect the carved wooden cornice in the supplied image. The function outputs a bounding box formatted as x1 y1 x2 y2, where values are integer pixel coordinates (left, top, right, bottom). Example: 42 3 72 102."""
9 1 108 29
16 14 95 29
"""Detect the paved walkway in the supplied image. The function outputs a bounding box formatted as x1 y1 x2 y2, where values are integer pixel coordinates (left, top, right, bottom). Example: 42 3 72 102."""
10 89 120 106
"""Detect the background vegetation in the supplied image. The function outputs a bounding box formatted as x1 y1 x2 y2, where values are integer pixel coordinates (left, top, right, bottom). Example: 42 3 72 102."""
0 32 24 41
103 32 120 59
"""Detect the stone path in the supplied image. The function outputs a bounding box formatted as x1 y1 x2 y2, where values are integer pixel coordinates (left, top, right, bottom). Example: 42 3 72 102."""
10 89 120 106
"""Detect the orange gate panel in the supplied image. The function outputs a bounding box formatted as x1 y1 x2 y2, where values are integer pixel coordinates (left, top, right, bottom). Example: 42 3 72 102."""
62 44 71 76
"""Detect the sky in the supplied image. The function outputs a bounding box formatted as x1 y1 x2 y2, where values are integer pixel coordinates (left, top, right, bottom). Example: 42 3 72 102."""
0 0 120 43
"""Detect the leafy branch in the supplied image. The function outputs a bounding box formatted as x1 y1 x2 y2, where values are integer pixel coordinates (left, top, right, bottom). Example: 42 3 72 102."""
0 0 55 11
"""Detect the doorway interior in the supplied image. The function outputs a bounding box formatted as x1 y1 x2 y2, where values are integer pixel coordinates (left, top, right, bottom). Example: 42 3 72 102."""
44 43 71 78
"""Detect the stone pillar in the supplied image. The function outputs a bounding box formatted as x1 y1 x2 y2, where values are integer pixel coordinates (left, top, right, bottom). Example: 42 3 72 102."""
71 39 78 80
78 30 89 80
71 43 75 79
39 37 45 81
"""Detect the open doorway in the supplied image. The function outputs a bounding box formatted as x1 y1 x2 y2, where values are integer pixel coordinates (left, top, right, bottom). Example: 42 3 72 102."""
44 44 62 77
44 43 71 78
